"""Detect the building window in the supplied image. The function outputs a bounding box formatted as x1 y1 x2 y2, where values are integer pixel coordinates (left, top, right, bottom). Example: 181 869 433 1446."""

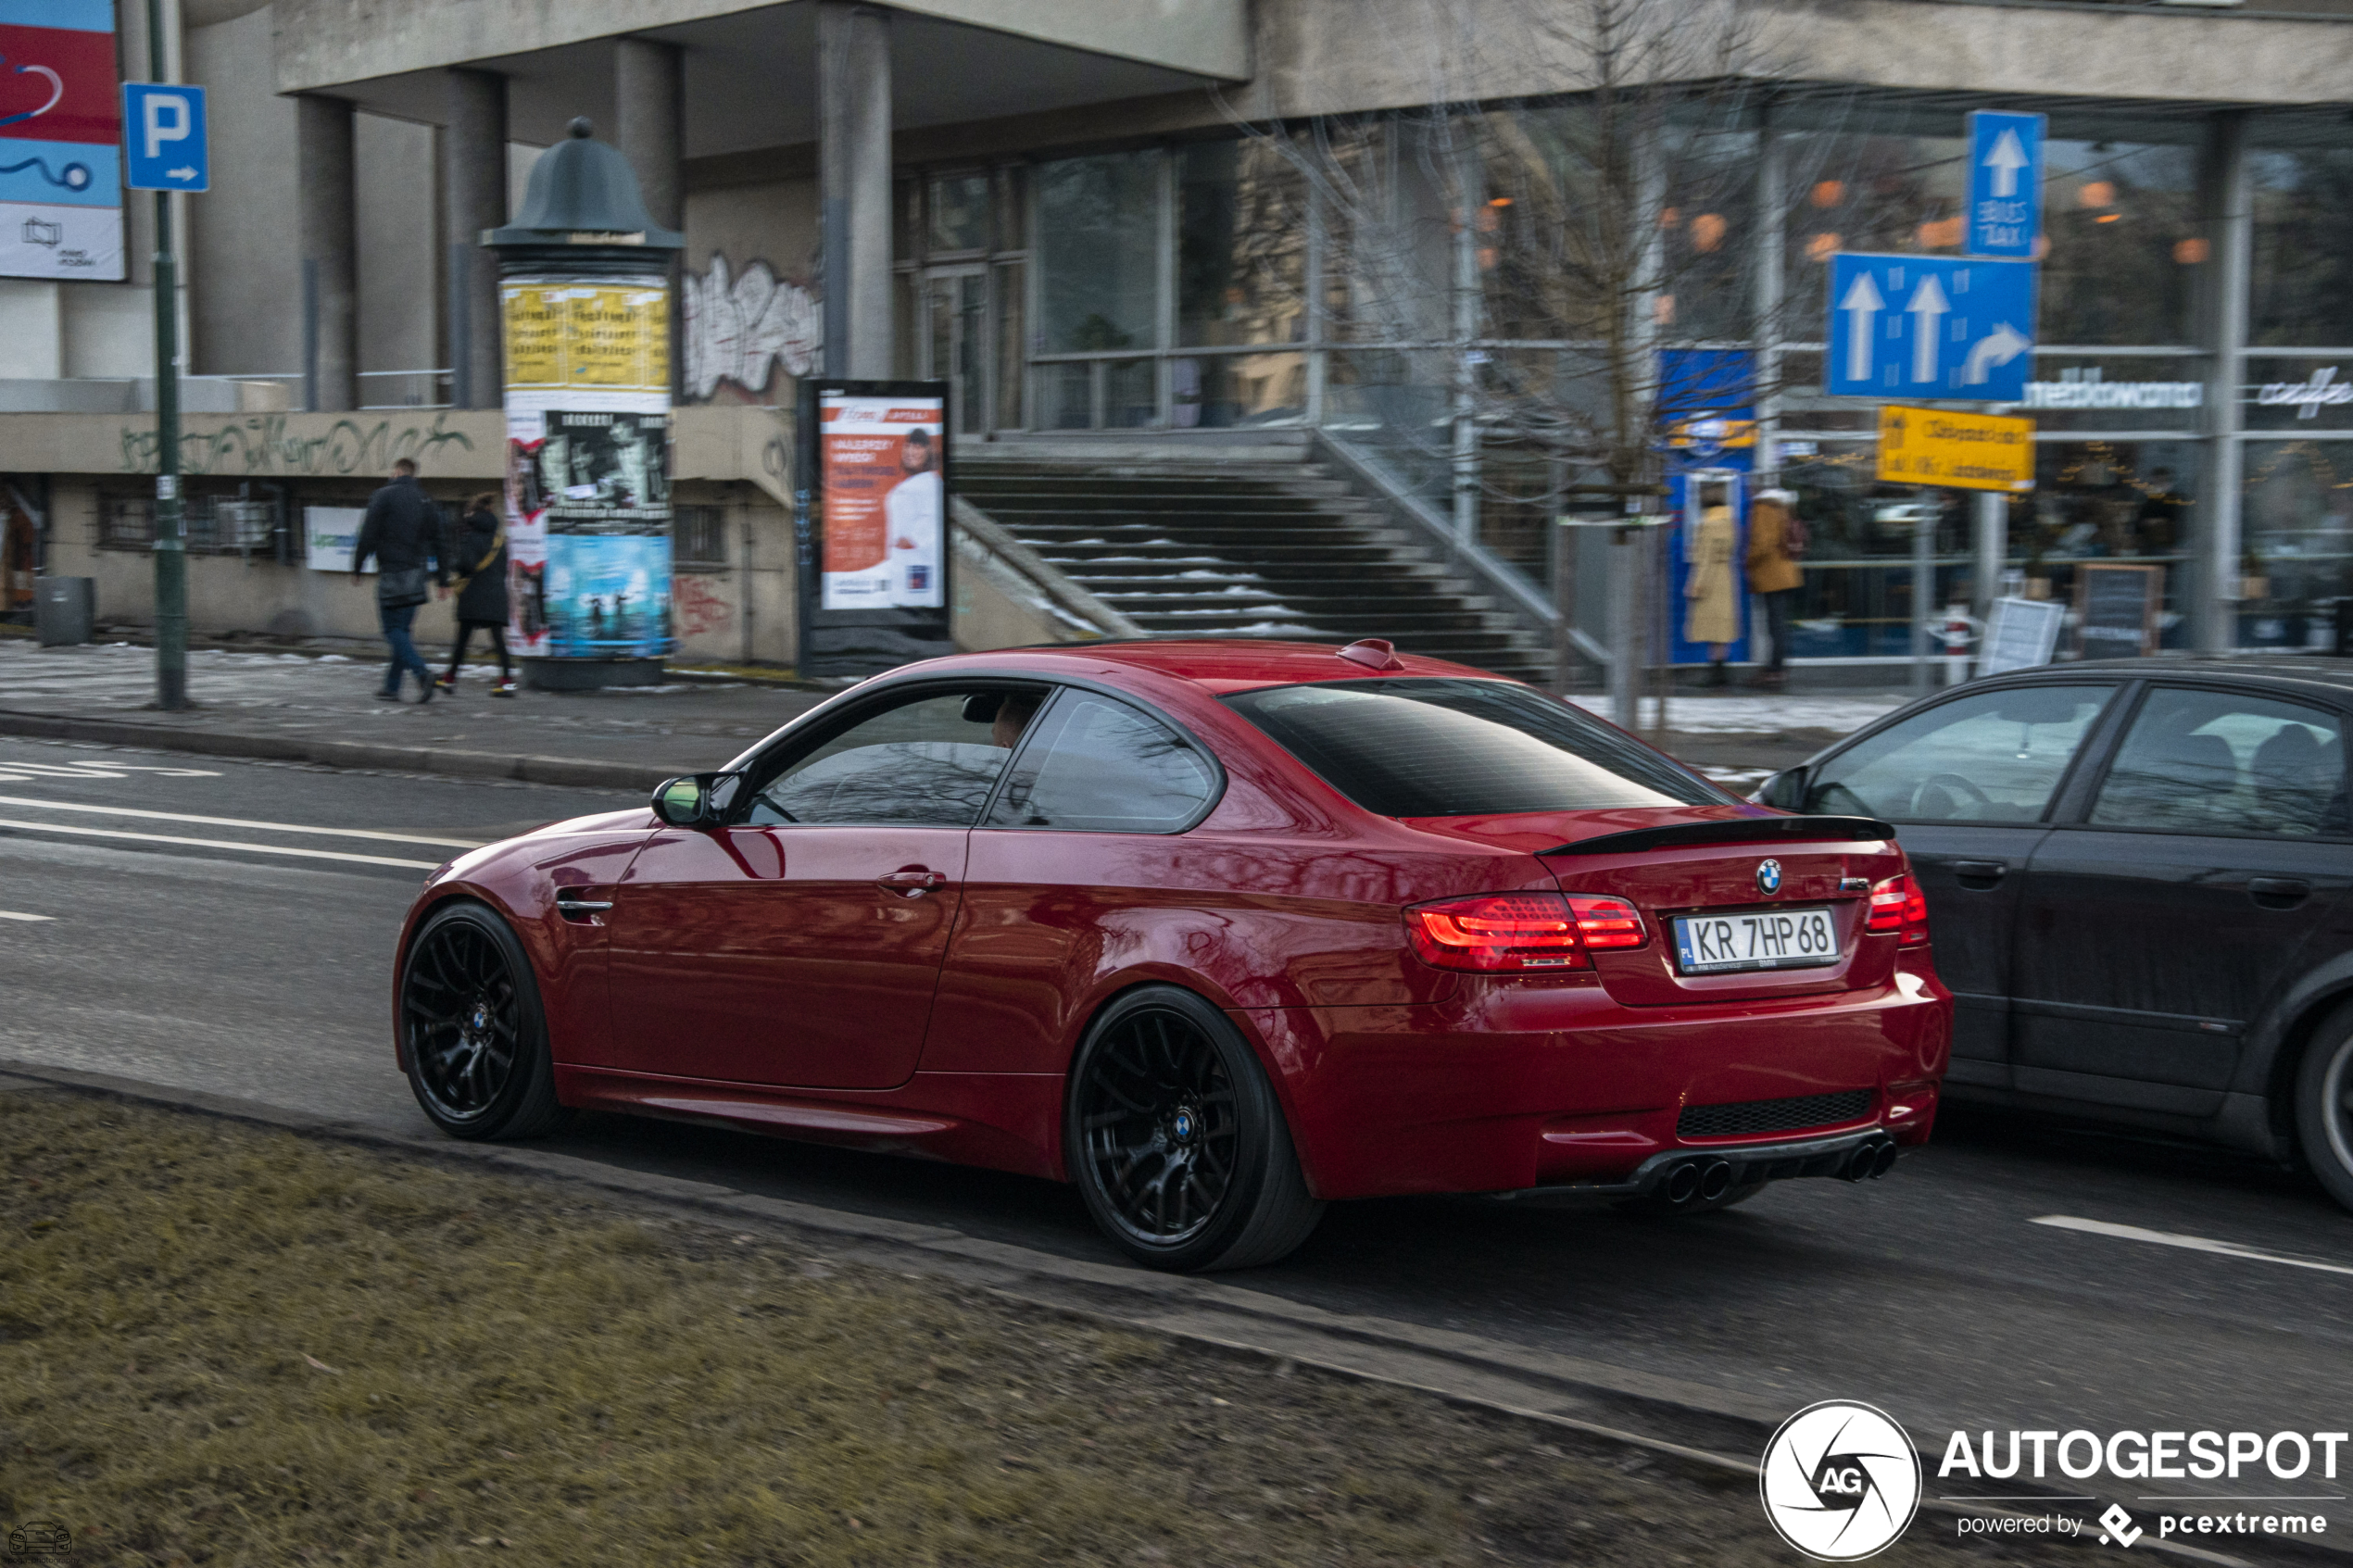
673 505 728 570
1035 152 1161 358
98 496 153 551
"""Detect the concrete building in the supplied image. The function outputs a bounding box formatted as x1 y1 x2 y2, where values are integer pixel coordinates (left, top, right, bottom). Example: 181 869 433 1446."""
10 0 2353 671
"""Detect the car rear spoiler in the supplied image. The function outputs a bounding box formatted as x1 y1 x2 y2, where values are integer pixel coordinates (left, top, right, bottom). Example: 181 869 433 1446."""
1538 815 1896 858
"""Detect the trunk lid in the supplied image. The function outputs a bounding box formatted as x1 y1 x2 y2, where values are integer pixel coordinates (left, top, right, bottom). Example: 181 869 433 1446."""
1411 808 1907 1004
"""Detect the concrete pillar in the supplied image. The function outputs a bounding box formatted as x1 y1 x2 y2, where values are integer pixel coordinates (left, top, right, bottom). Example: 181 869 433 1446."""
614 41 684 232
297 94 358 412
2198 110 2252 656
818 2 893 379
444 69 506 410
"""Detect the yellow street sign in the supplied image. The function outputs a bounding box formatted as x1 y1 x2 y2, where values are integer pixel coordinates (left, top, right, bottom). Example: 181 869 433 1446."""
1875 405 2035 492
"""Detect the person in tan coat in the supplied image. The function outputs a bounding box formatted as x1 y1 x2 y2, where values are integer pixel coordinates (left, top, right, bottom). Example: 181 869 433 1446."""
1684 483 1741 684
1746 487 1805 689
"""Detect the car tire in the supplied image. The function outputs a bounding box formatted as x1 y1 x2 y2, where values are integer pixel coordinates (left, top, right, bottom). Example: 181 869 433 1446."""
2295 1000 2353 1213
400 901 569 1140
1066 985 1324 1273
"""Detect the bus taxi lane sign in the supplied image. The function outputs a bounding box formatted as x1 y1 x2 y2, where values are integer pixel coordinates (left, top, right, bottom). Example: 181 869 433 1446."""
1967 109 2045 258
1876 404 2036 493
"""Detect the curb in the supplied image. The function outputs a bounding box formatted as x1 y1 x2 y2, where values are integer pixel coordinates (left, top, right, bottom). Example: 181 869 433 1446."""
0 1059 2285 1567
0 708 665 793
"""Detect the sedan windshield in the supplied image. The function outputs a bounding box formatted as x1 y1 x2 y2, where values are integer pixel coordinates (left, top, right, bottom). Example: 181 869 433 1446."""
1222 679 1728 817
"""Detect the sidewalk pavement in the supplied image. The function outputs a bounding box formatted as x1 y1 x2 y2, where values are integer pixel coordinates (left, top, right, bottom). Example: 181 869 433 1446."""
0 637 1900 792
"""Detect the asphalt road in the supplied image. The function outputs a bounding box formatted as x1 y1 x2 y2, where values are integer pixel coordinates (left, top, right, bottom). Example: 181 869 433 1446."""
5 735 2349 1549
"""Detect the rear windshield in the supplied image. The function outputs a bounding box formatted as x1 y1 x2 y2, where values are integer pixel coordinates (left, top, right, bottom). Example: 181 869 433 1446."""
1222 679 1728 817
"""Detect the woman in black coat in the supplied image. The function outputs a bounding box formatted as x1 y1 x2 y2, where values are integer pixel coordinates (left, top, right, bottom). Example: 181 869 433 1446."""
436 493 515 696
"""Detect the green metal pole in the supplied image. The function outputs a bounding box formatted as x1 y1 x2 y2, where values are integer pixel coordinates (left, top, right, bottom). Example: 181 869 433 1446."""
147 0 186 709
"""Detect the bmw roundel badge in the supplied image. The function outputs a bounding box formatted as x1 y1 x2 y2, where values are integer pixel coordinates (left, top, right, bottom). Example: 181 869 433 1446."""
1756 859 1783 895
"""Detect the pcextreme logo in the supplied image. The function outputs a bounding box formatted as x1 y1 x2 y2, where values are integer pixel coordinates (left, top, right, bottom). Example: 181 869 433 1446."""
1760 1400 1924 1561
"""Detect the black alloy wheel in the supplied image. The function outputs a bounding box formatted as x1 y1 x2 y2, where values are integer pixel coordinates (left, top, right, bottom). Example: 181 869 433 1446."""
2296 999 2353 1214
1068 985 1323 1272
401 902 567 1139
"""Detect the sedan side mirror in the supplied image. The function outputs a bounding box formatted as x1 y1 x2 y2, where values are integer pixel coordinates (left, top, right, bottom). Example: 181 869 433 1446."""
1753 768 1808 810
651 771 744 828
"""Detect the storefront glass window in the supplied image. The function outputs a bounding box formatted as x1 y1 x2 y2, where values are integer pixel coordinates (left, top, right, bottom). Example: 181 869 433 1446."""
2249 145 2353 348
1780 126 2198 347
1036 153 1162 356
1176 141 1305 349
2241 441 2353 649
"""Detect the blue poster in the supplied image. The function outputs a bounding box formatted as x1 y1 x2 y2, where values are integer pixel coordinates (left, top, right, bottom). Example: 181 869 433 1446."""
543 533 674 659
1658 350 1755 668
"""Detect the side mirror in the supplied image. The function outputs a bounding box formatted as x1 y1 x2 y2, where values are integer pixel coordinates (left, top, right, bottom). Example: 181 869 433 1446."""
1753 768 1807 810
650 771 743 828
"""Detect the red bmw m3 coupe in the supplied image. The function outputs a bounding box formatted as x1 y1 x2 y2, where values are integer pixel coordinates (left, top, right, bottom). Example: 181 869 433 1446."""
394 640 1950 1271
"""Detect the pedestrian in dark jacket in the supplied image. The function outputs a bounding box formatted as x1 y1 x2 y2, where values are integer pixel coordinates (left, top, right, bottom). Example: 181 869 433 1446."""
436 493 515 696
351 458 443 703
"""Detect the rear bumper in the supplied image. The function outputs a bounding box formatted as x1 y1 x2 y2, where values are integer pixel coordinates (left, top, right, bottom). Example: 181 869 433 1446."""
1556 1126 1900 1198
1240 960 1949 1200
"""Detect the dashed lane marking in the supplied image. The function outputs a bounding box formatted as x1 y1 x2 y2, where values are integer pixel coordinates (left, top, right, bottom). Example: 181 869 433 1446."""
0 817 444 871
2032 1215 2353 1278
0 910 55 922
0 795 483 849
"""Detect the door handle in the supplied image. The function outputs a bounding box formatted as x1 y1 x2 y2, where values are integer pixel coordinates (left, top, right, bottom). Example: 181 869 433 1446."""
2249 877 2312 909
1953 860 2007 887
876 869 947 896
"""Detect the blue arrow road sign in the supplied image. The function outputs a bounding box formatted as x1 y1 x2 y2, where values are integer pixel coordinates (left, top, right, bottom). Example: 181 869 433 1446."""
121 83 208 193
1966 109 2044 258
1825 252 2038 402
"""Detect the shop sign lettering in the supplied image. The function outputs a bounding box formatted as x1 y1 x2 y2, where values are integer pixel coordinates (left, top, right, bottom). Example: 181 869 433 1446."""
2254 367 2353 420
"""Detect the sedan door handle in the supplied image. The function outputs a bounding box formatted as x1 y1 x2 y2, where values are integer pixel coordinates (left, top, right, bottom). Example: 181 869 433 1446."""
1953 860 2007 887
876 869 948 896
2249 877 2313 908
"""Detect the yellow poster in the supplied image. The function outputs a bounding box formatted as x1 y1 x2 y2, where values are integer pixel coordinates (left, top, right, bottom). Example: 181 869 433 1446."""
1876 405 2035 493
500 283 671 395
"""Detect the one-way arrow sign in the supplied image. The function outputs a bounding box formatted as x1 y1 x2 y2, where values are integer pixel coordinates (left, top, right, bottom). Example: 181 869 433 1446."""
1966 110 2043 258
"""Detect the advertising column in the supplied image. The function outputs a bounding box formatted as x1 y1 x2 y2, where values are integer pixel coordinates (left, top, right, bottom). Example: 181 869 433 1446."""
0 0 124 282
482 119 682 689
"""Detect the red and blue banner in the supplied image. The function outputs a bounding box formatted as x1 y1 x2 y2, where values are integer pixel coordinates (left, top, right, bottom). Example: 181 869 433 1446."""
0 0 123 281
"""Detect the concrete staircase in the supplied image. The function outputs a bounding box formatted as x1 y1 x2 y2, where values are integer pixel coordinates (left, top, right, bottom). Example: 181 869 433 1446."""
955 434 1552 681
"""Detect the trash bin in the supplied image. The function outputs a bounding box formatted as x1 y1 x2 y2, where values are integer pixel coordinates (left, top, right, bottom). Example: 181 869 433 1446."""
33 577 94 646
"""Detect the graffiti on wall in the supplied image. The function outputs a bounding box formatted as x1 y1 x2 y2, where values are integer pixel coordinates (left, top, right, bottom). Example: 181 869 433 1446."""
119 413 476 478
673 572 734 636
682 254 822 402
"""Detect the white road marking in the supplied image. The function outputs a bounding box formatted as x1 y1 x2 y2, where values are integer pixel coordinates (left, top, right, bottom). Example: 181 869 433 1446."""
0 760 221 782
0 909 55 922
2032 1215 2353 1278
0 795 483 849
0 817 444 871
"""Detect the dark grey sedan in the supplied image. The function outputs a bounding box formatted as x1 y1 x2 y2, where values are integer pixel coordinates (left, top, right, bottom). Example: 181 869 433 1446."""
1755 658 2353 1210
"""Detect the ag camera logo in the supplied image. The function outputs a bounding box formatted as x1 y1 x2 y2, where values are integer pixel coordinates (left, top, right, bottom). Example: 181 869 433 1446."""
1761 1400 1922 1561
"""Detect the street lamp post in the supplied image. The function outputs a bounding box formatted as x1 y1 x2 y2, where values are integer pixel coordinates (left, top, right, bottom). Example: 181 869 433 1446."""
146 0 186 710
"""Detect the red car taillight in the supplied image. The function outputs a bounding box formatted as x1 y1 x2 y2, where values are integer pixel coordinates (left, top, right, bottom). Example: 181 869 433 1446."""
1865 873 1930 947
1403 892 1645 972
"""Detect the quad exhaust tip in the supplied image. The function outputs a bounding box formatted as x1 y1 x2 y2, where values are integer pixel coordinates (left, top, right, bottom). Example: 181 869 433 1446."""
1651 1135 1895 1205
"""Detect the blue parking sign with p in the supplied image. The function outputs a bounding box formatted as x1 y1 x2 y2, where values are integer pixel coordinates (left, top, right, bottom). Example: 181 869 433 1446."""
121 83 209 193
1966 110 2043 258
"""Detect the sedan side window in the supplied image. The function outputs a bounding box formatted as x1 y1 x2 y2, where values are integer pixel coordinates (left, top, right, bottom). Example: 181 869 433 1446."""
984 692 1218 832
1804 684 2116 823
2090 687 2347 837
746 686 1047 827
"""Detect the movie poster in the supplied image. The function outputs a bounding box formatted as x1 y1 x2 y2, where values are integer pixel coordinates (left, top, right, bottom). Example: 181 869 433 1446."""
819 393 944 611
500 276 673 660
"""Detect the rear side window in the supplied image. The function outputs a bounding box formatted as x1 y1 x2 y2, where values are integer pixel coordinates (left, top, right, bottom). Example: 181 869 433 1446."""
985 691 1219 832
2091 686 2348 837
1221 678 1725 817
1806 684 2115 823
